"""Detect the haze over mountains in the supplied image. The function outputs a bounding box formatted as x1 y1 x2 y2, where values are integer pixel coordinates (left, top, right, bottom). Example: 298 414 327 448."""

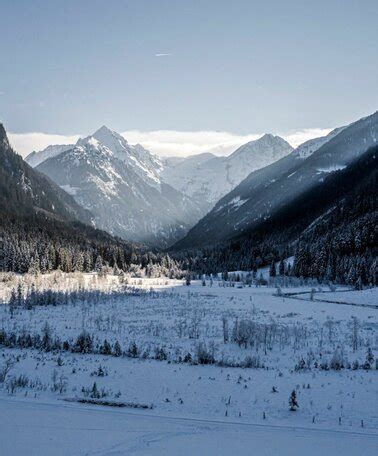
26 127 294 246
161 134 293 210
34 127 200 247
18 110 377 254
174 111 378 251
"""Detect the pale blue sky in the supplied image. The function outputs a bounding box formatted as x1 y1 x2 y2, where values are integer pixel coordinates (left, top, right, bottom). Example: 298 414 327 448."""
1 0 377 155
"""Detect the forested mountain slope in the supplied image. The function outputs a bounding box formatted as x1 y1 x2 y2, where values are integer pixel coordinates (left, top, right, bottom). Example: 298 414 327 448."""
0 124 141 273
174 111 377 250
184 145 377 286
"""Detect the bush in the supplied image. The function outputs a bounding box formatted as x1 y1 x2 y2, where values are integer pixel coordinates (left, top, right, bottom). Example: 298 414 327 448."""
195 341 215 365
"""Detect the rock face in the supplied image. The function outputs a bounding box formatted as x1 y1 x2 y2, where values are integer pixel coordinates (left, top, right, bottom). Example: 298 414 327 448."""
161 134 293 212
173 111 378 250
36 126 201 247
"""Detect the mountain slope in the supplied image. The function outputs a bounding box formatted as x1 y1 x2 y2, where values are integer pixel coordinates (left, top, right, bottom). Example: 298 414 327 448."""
186 144 377 283
174 111 378 250
161 134 293 211
0 124 91 223
36 127 201 247
0 123 141 273
25 144 73 168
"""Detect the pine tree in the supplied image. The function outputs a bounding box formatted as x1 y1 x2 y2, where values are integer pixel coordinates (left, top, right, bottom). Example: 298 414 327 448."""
100 339 112 355
279 259 285 276
9 288 17 317
289 390 299 411
91 382 100 399
26 283 36 309
42 322 52 351
366 347 374 366
113 341 122 357
16 282 24 307
94 255 103 273
269 261 276 278
252 264 257 280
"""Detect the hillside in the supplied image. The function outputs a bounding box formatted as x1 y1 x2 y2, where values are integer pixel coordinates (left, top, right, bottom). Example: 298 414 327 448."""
174 112 378 250
0 124 141 273
184 145 377 285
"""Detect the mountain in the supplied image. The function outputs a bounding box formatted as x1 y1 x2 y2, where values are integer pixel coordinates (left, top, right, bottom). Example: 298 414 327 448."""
174 111 378 251
88 126 163 187
185 144 377 284
36 126 201 247
0 123 140 273
0 124 91 223
25 144 73 168
161 134 293 212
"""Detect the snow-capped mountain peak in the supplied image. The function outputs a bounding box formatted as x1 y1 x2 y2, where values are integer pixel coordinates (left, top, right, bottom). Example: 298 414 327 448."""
161 134 293 211
86 126 163 186
228 134 292 162
91 125 130 150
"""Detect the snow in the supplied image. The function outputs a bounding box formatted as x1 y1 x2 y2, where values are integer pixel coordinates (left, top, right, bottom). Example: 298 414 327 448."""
91 126 163 188
60 184 79 196
294 126 347 160
25 144 73 168
0 274 377 454
315 289 378 307
161 135 293 207
1 397 377 456
317 165 347 173
216 196 248 212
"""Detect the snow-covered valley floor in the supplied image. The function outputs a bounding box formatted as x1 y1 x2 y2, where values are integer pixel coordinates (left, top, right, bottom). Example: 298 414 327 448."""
1 396 377 456
0 275 377 455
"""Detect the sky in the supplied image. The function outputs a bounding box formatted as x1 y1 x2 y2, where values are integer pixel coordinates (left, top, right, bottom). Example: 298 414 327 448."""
1 0 377 157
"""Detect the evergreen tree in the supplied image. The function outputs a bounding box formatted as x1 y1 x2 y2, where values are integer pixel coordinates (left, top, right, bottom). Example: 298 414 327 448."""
269 261 276 278
113 340 122 357
289 390 299 411
94 255 103 273
41 322 52 351
279 259 285 276
16 282 24 307
9 288 17 317
100 339 112 355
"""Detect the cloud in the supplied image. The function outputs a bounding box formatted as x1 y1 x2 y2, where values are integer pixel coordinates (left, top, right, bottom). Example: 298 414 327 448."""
8 132 82 157
284 128 333 149
121 130 261 157
8 127 333 159
155 53 172 57
121 128 333 157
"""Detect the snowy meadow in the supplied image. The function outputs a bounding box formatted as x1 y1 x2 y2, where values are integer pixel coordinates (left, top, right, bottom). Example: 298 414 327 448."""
0 272 377 455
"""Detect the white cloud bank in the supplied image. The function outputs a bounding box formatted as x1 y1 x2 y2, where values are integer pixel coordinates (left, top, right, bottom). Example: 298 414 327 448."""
8 132 82 158
8 128 332 158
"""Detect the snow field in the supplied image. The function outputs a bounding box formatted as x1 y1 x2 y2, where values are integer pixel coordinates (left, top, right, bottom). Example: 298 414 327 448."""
0 276 377 454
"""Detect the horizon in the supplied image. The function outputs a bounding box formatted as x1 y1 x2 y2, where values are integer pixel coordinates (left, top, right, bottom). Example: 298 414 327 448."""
7 123 337 158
